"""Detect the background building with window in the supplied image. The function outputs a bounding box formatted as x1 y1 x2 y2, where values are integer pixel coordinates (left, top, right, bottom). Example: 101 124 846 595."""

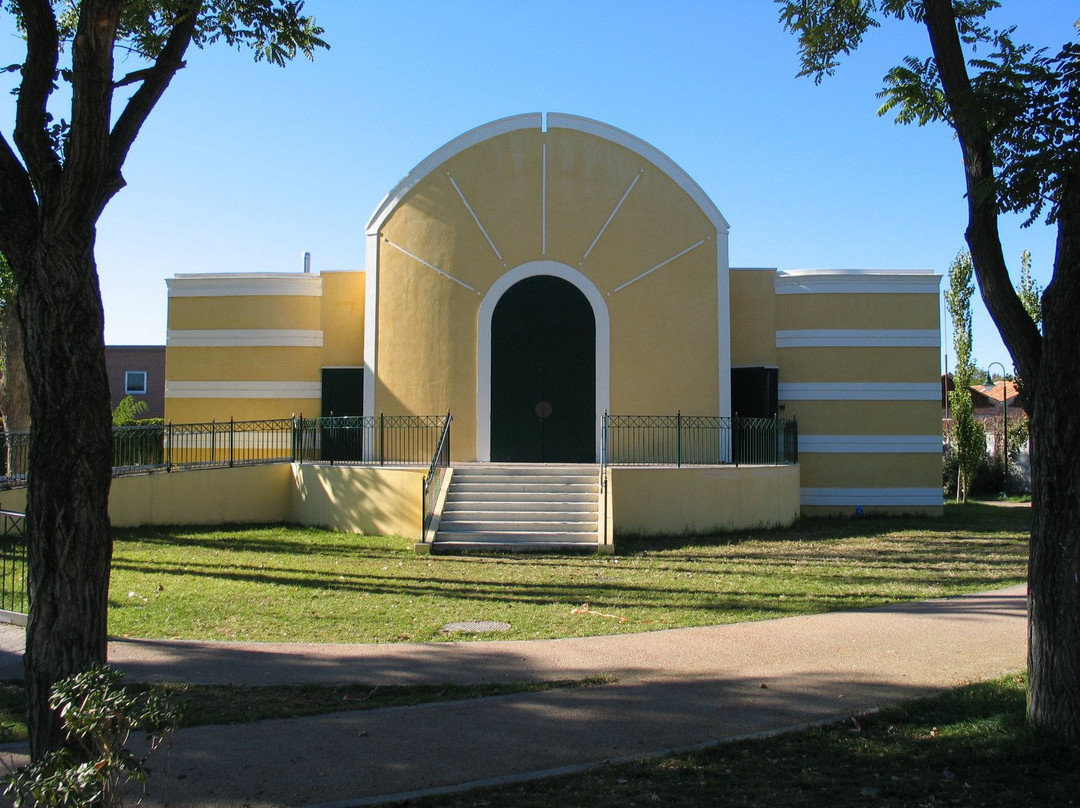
105 345 166 419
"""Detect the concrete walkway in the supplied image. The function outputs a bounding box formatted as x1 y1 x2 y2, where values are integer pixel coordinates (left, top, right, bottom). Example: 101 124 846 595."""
0 585 1027 808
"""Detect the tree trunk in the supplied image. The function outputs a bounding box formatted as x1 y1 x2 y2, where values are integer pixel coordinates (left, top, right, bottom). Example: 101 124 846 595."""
1025 180 1080 740
19 231 114 759
0 300 30 476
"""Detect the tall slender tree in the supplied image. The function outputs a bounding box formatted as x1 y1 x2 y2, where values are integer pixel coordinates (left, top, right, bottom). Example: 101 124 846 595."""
0 1 326 761
778 0 1080 740
945 251 983 502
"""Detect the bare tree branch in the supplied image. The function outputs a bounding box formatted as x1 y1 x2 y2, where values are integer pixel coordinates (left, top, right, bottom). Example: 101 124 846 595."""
11 0 62 195
923 0 1043 402
0 132 39 263
104 1 203 206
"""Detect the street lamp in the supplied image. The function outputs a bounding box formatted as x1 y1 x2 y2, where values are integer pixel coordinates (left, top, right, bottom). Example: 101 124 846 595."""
985 361 1008 498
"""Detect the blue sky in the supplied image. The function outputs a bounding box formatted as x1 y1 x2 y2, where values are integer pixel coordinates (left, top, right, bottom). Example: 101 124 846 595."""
1 1 1075 375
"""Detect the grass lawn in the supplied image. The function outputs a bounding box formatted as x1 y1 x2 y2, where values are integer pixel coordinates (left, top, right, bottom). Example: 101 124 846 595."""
108 503 1029 644
387 674 1079 808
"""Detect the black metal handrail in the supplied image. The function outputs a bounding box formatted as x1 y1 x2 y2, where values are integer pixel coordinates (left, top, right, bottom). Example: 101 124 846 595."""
422 413 453 533
603 412 798 466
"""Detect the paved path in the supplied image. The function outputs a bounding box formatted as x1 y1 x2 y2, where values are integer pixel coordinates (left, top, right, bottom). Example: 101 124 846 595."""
0 585 1027 808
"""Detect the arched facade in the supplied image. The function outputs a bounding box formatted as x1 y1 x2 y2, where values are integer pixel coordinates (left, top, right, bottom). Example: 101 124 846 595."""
363 113 732 462
164 113 945 518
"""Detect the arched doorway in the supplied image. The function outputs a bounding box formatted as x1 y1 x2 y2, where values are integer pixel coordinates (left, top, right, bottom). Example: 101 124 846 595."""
490 276 596 462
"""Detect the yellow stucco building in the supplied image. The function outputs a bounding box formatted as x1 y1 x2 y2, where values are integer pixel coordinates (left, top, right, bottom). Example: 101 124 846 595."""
165 114 943 535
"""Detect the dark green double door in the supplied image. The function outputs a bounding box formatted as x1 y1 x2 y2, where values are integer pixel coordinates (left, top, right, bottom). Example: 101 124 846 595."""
491 276 595 463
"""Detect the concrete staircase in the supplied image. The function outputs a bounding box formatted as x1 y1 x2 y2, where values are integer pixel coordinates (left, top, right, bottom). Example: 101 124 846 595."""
433 464 601 552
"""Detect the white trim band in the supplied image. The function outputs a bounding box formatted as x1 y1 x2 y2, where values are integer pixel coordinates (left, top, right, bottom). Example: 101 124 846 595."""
167 274 322 297
800 435 943 453
779 383 940 401
166 381 321 399
776 329 940 348
801 487 944 507
775 270 940 295
167 329 323 348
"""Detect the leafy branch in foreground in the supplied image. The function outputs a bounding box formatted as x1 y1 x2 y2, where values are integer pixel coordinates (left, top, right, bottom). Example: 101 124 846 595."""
4 665 179 808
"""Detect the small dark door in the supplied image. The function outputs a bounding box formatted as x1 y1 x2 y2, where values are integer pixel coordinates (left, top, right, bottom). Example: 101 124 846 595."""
491 276 595 462
321 368 364 461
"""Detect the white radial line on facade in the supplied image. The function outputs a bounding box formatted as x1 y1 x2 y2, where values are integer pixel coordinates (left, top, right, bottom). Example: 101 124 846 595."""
448 174 504 262
611 239 706 294
542 143 547 256
383 238 477 292
583 172 641 262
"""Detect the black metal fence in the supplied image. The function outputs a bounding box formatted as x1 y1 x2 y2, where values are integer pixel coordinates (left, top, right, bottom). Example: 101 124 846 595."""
0 415 453 488
0 510 26 615
603 413 798 467
294 414 452 466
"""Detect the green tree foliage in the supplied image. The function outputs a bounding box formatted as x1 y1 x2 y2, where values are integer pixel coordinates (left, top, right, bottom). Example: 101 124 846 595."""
110 395 148 427
945 251 984 502
778 0 1080 740
0 0 327 764
1016 249 1043 330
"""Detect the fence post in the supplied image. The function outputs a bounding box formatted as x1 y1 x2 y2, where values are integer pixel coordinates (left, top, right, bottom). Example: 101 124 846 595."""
167 421 173 472
792 415 799 463
229 417 235 468
733 416 739 466
676 410 682 468
379 412 385 467
601 411 608 467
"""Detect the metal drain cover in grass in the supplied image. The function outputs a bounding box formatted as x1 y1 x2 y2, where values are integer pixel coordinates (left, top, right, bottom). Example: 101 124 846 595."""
440 620 512 634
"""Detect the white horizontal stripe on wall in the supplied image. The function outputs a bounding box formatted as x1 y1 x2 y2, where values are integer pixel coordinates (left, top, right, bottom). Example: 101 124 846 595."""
776 329 940 348
167 274 322 298
800 435 943 453
166 381 321 399
801 488 943 506
775 270 940 295
167 329 323 347
779 383 940 401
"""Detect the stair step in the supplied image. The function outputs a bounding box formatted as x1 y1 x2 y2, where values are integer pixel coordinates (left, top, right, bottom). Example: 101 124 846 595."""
442 507 597 519
440 520 597 533
433 464 602 553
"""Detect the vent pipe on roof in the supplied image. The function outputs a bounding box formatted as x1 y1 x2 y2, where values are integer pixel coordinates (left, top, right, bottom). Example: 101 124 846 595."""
302 251 312 273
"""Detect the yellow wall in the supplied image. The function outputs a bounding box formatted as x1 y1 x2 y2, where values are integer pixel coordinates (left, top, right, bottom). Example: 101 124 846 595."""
778 347 939 384
775 276 943 515
165 272 365 424
109 465 294 526
609 465 800 535
164 399 317 423
291 465 425 537
320 272 366 368
730 270 778 367
777 293 939 330
3 463 425 536
168 296 322 330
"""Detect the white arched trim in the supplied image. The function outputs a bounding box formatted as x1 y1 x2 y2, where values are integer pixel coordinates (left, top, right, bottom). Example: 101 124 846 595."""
476 261 611 462
546 114 729 234
366 114 542 235
366 112 730 237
